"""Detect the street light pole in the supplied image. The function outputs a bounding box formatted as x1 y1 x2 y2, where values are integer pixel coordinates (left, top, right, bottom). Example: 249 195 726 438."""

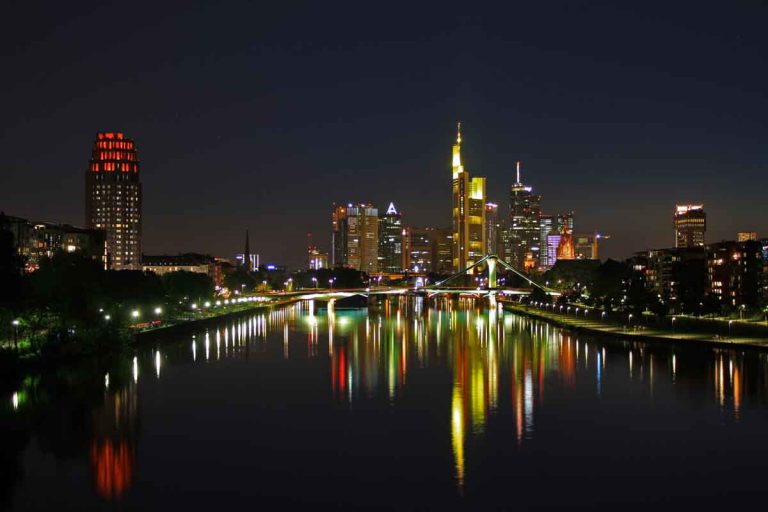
12 319 19 352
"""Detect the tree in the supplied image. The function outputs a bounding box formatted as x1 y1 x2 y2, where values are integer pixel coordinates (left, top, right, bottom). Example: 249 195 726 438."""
162 271 214 302
223 268 256 293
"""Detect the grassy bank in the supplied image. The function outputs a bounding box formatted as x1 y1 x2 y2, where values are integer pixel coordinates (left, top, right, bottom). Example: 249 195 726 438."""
1 297 301 378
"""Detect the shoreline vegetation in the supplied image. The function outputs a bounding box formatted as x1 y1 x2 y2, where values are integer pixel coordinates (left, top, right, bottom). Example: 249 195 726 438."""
0 296 300 387
505 303 768 350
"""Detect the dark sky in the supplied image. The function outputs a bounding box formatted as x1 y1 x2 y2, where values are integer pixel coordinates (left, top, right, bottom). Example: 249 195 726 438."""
1 1 767 268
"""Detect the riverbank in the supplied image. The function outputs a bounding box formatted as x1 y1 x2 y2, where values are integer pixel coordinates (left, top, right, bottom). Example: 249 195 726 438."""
1 297 302 380
504 303 768 350
134 296 300 342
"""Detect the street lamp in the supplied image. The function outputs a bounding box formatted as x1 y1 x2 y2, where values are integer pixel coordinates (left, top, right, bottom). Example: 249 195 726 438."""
671 317 676 333
11 319 19 351
601 312 606 321
329 278 335 289
154 306 163 316
728 320 733 338
132 310 140 319
104 314 111 321
311 277 318 289
628 313 633 328
740 304 746 320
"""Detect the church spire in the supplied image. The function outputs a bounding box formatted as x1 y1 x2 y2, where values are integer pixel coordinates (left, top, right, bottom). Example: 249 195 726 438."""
244 228 251 271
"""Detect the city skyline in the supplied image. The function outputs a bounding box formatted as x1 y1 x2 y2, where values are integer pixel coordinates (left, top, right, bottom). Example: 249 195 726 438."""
1 3 767 267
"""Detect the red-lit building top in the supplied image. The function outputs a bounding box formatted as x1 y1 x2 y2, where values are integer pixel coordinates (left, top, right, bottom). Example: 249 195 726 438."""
89 132 139 174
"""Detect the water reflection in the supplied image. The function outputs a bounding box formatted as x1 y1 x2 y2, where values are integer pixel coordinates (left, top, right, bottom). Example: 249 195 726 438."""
89 379 138 499
4 298 768 508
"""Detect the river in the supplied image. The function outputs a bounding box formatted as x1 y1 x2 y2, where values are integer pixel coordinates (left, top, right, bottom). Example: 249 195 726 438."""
4 297 768 510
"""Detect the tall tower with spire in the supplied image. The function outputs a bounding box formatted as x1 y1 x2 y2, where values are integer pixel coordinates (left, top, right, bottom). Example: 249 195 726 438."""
508 161 541 270
451 123 486 272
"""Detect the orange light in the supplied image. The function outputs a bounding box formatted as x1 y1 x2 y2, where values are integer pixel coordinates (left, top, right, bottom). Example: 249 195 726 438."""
90 439 134 499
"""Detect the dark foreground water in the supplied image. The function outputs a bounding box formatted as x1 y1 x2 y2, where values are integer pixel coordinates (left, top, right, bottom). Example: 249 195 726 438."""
4 298 768 510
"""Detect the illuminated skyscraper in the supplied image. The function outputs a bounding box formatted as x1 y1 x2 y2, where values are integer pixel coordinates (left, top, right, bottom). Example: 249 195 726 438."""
404 226 433 272
556 211 574 234
508 162 541 270
378 202 403 272
451 123 486 272
331 204 348 267
485 202 500 255
85 132 142 270
539 215 554 266
346 203 379 273
674 204 706 248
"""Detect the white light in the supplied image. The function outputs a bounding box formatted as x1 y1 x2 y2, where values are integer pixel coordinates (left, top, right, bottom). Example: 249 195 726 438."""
132 310 140 318
154 307 162 315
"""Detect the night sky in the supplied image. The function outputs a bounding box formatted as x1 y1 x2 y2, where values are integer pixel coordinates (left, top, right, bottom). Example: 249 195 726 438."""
1 1 767 268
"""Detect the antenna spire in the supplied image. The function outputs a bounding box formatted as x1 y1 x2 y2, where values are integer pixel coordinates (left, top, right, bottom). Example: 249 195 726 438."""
456 121 462 144
516 161 521 184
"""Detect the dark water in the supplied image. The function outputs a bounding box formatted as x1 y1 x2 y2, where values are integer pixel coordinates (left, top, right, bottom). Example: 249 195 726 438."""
4 298 768 510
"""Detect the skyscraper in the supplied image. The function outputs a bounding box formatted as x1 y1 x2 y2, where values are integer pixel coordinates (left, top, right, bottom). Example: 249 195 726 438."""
378 202 403 272
85 132 142 270
451 123 486 272
556 211 575 235
539 214 554 266
508 162 541 270
674 204 706 248
485 202 499 255
404 226 433 272
346 203 379 273
331 203 348 267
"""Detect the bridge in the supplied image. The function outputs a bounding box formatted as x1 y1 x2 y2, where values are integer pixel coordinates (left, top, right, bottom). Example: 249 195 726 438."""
262 255 559 304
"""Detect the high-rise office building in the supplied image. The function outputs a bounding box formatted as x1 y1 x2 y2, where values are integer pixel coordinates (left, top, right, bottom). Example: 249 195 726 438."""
378 202 404 272
674 204 706 248
331 204 348 267
434 227 453 273
404 226 433 273
508 162 541 270
539 215 554 266
346 203 379 273
485 202 500 255
451 123 486 272
546 233 561 267
85 132 142 270
556 211 574 234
